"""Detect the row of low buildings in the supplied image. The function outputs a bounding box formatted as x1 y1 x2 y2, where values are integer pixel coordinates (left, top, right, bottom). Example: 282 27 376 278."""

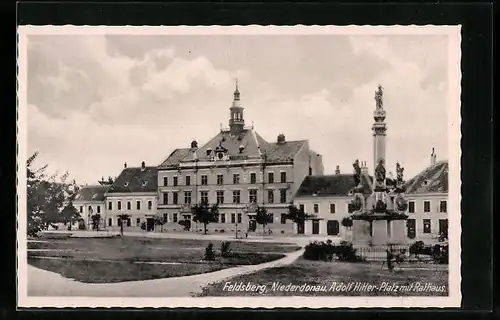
73 83 448 241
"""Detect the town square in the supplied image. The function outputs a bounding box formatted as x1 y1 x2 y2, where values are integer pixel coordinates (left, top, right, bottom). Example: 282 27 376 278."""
17 26 461 307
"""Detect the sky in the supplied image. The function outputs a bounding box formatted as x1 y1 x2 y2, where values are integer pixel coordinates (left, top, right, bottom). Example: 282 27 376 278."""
25 32 450 185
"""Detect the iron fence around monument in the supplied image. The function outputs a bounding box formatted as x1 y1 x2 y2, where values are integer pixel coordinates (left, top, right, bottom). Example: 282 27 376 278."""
353 244 432 262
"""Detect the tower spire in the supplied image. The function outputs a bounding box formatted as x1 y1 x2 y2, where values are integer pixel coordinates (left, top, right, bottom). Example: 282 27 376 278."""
229 78 244 135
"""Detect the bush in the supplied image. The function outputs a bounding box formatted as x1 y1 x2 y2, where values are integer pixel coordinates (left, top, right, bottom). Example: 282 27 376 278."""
204 243 215 261
140 222 146 230
431 243 448 264
221 241 232 257
303 240 363 262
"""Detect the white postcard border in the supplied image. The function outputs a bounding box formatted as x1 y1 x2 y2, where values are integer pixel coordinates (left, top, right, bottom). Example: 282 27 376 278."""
16 25 462 308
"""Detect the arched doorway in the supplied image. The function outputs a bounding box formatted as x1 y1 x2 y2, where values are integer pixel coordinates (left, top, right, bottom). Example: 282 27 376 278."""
327 220 340 236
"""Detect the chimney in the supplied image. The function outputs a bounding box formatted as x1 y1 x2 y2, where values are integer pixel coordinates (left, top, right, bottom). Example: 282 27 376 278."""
124 162 127 169
335 165 340 175
141 161 146 170
277 133 286 144
361 161 369 174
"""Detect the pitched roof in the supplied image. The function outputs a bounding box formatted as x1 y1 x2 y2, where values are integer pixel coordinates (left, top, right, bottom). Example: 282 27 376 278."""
74 185 110 202
262 140 307 163
404 160 448 194
295 174 373 198
158 148 192 169
106 166 158 193
158 129 309 167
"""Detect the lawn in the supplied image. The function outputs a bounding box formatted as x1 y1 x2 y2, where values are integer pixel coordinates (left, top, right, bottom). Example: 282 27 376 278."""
198 257 449 297
27 235 299 283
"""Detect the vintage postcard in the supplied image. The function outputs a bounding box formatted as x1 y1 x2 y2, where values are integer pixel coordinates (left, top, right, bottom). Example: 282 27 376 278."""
17 25 462 308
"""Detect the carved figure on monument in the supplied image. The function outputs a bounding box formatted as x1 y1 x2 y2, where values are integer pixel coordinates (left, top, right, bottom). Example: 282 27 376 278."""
374 159 386 189
352 159 361 187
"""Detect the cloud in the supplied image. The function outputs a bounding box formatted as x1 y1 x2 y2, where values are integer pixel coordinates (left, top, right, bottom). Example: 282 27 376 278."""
26 33 449 184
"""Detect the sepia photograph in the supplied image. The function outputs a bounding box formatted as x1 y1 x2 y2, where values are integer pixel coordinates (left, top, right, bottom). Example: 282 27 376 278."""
17 25 461 308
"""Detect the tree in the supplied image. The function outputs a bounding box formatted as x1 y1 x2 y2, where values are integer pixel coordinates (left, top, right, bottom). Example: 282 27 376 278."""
191 203 219 234
285 204 312 233
91 214 101 231
255 206 273 235
154 215 165 232
117 214 130 236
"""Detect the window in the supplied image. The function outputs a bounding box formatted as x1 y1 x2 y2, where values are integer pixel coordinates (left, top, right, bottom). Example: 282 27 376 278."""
136 201 141 210
233 174 240 184
250 173 256 184
231 213 236 223
117 201 122 210
440 200 447 213
237 213 242 224
201 175 208 186
163 193 168 205
268 172 274 183
173 176 178 186
200 191 208 204
424 201 431 213
408 201 415 213
249 189 257 203
185 176 191 186
136 218 140 226
97 205 101 214
163 177 168 186
330 203 336 214
217 174 224 185
313 204 319 214
348 203 354 213
281 213 287 224
281 172 287 183
280 189 287 203
79 206 83 213
216 191 224 204
233 190 241 204
220 213 226 223
108 202 112 210
108 218 112 227
268 213 274 224
173 192 178 205
173 213 178 223
184 191 192 204
299 204 305 212
127 201 131 210
423 219 431 233
148 201 152 210
268 190 274 203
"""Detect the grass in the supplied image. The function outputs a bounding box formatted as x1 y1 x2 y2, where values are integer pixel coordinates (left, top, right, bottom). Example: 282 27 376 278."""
27 235 296 283
198 257 449 297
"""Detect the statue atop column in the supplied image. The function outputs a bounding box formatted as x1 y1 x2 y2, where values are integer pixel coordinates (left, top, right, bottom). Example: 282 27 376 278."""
375 85 383 109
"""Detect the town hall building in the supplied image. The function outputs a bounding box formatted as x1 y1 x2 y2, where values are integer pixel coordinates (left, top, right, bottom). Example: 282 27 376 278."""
156 81 324 234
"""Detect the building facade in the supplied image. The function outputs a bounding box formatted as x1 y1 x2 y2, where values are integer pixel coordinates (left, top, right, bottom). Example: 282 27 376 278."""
104 162 158 231
157 82 324 234
403 152 448 242
73 184 110 229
